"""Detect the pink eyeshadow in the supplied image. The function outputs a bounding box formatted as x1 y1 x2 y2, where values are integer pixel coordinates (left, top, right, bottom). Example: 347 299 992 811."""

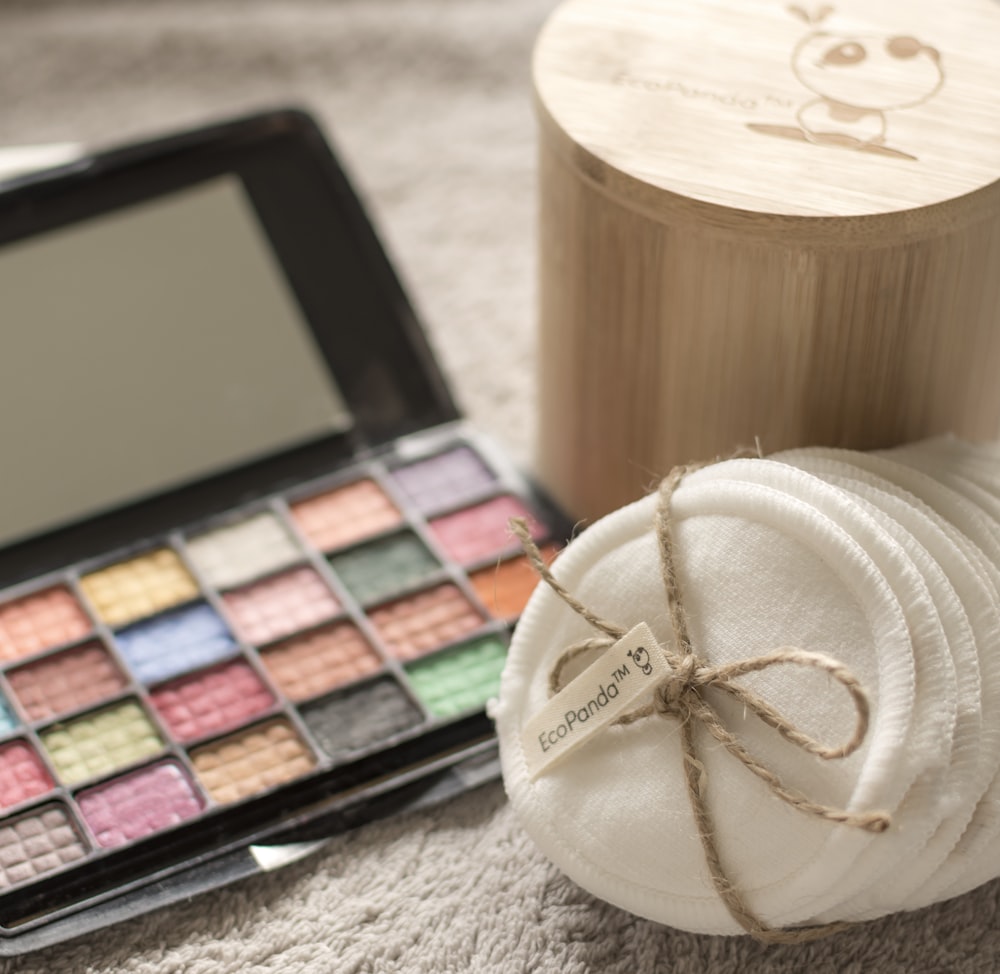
0 741 54 810
77 761 204 848
150 659 275 743
369 584 483 662
0 588 91 663
291 479 403 551
7 643 127 721
428 496 544 565
222 567 340 646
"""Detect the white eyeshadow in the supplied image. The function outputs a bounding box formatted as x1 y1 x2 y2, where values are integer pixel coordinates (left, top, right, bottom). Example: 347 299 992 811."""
186 513 302 589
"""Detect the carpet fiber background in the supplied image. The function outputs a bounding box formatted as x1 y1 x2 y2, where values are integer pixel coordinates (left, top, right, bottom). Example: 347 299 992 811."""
1 2 998 970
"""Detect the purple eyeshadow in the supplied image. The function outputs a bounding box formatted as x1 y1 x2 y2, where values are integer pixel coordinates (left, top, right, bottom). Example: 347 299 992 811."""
390 447 497 515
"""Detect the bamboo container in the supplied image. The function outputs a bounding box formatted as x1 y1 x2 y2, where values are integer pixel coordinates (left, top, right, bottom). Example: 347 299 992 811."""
534 0 1000 521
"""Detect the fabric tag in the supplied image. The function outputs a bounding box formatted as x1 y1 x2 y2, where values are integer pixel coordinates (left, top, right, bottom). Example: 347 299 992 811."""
521 622 670 780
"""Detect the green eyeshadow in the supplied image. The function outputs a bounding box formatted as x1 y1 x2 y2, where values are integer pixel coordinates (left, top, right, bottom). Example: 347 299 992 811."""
40 700 163 786
405 635 508 718
328 530 439 605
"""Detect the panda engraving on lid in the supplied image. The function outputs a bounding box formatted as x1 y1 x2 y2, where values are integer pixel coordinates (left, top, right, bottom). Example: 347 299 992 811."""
747 5 944 161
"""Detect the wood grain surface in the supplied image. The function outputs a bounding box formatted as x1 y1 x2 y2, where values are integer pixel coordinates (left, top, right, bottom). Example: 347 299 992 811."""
534 0 1000 520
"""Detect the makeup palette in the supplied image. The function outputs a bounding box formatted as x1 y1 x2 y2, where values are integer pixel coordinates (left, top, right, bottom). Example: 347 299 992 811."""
0 111 566 953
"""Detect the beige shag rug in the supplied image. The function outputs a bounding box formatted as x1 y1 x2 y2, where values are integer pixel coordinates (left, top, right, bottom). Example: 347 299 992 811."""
0 2 998 970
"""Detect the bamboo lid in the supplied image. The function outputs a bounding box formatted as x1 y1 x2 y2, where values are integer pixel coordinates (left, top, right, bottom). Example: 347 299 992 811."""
534 0 1000 239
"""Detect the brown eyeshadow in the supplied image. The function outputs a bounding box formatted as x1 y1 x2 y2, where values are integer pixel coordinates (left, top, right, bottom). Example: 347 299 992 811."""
259 622 382 701
190 719 316 804
368 584 483 662
7 643 127 722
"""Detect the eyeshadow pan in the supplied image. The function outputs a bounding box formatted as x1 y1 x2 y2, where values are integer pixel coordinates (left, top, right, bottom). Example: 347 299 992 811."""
428 495 543 565
302 677 423 760
0 587 91 663
405 635 508 718
328 531 440 605
190 718 316 805
369 584 483 662
80 550 199 629
0 694 18 737
0 740 54 810
186 513 302 590
0 805 87 889
390 446 497 515
469 547 560 620
291 479 403 552
222 567 340 646
78 761 204 849
7 642 127 722
150 659 275 743
115 603 237 685
260 621 382 702
41 700 163 786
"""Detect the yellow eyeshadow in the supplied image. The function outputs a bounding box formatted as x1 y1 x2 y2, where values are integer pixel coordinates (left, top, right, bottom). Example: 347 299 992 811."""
40 700 163 786
81 550 199 628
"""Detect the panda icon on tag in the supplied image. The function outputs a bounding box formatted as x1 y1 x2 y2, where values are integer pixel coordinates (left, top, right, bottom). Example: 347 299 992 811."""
627 645 654 677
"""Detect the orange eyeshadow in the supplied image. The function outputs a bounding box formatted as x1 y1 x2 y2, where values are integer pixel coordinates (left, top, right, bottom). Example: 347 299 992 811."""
469 546 560 620
0 588 91 663
291 479 402 552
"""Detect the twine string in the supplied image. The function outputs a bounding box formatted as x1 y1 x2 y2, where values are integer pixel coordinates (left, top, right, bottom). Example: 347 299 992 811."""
509 464 891 944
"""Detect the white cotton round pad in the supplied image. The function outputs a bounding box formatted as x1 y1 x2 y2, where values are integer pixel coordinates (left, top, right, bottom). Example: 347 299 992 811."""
769 453 993 915
496 468 919 934
785 448 1000 587
886 437 1000 502
880 446 1000 540
773 446 1000 908
872 443 1000 906
684 461 959 922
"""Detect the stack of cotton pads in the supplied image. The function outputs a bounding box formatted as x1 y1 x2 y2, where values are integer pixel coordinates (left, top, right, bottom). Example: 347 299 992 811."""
494 437 1000 937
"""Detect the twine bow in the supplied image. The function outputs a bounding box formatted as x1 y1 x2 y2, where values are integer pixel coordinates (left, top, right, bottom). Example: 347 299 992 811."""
511 463 891 944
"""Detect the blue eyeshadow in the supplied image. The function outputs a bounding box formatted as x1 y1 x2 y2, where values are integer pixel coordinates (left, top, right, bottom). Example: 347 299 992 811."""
114 603 237 685
0 694 17 736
